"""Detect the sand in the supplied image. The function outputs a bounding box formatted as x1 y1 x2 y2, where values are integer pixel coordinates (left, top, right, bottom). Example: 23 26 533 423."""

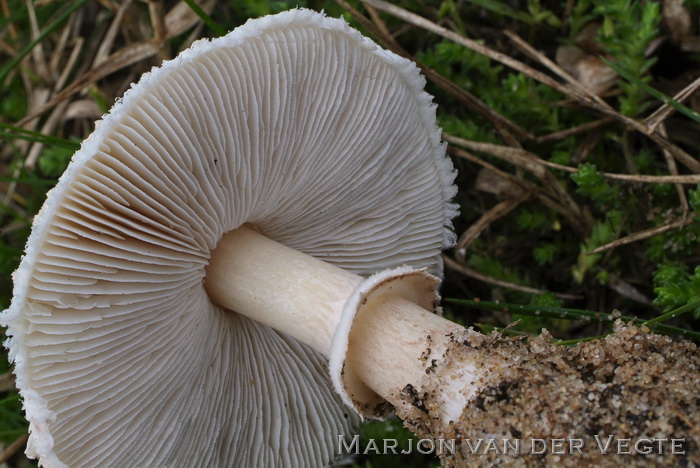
395 321 699 467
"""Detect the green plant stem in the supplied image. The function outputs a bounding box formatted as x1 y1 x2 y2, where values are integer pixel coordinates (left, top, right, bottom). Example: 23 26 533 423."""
0 124 79 149
604 58 700 125
447 298 700 340
554 334 610 346
183 0 226 36
642 299 700 328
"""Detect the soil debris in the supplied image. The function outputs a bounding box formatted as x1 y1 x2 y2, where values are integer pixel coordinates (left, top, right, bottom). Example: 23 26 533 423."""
396 321 700 467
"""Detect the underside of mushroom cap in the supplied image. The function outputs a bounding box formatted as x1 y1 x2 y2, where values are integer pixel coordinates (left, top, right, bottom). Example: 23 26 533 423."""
2 8 457 466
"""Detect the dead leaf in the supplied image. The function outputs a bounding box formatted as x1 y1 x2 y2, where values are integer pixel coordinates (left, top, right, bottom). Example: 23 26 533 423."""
555 45 617 95
65 99 103 120
475 168 526 199
0 372 15 392
664 0 692 41
166 0 217 39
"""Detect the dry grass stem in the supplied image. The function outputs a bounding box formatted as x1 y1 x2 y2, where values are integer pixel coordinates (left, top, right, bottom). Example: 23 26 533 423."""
657 124 689 217
26 0 49 84
339 0 534 141
504 29 611 108
15 40 160 128
0 220 28 237
426 67 535 141
364 3 402 52
0 434 28 463
455 193 530 262
0 372 14 392
148 0 167 41
336 0 397 54
648 131 700 173
0 0 18 41
25 100 69 169
645 73 700 132
447 145 586 233
444 255 581 300
535 117 614 143
53 35 83 93
64 99 101 120
445 134 586 232
94 0 134 67
362 0 700 174
447 146 534 193
361 0 568 94
165 0 216 40
586 216 695 256
607 275 653 306
47 12 74 84
447 133 700 184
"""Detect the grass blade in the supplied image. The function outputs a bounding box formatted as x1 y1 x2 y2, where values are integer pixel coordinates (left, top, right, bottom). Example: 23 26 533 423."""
0 123 79 150
604 58 700 125
182 0 226 36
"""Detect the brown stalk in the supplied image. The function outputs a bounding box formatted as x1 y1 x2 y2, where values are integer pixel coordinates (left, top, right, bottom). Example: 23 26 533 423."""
443 255 581 301
657 123 689 218
165 0 217 40
0 219 29 237
47 11 75 84
145 0 169 61
364 3 403 52
15 41 160 128
94 0 134 68
54 37 84 94
447 145 586 233
360 0 596 105
454 193 531 263
25 0 50 83
25 100 69 169
503 29 611 110
648 132 700 173
447 133 700 185
447 146 534 193
26 35 84 169
535 117 614 143
645 74 700 133
0 434 28 464
586 216 695 256
607 274 653 306
0 0 18 41
444 133 586 233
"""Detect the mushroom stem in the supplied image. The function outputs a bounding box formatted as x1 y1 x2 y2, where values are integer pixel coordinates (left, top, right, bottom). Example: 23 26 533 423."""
205 226 362 357
205 226 467 417
344 295 468 415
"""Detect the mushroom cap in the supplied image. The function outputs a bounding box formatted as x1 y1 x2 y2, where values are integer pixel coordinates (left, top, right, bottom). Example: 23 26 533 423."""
2 8 457 467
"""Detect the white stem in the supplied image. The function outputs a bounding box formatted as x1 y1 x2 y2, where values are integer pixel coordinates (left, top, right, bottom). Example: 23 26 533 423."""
345 295 465 411
205 226 470 420
205 226 361 356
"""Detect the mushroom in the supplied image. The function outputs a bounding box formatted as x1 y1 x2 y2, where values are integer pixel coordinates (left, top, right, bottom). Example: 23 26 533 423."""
2 9 459 467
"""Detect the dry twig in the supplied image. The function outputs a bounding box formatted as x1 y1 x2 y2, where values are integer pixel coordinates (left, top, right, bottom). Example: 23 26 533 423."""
446 133 700 185
0 434 28 463
444 255 581 300
586 216 695 256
